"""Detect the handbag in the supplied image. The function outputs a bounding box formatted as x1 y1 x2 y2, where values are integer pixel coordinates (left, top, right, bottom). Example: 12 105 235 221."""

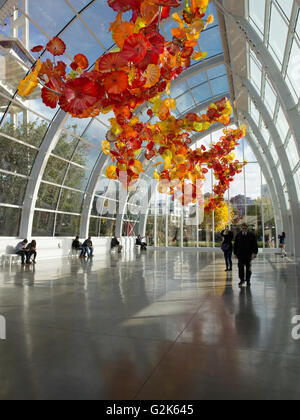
221 243 230 252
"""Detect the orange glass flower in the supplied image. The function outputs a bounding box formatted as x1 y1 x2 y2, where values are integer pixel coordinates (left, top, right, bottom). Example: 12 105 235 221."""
74 54 89 70
95 52 128 73
104 71 128 94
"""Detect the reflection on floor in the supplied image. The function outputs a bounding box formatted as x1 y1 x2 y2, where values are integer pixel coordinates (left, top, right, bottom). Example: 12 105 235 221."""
0 249 300 400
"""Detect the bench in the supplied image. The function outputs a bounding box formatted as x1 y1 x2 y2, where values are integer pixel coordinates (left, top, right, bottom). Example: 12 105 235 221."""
1 253 20 268
69 248 81 258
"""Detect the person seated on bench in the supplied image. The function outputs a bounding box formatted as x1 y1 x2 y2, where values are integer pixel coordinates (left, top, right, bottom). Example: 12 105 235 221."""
14 239 29 265
26 240 37 264
136 235 147 251
72 236 84 256
111 236 123 253
81 237 94 258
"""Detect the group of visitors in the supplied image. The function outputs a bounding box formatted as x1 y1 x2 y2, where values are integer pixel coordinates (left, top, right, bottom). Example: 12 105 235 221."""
72 236 94 258
221 224 287 287
111 235 148 253
14 229 285 277
15 239 37 265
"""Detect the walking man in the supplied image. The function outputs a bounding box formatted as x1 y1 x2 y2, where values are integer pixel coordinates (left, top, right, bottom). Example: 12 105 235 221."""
234 224 258 287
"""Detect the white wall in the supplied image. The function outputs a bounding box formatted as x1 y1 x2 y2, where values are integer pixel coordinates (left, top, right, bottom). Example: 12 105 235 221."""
0 237 135 260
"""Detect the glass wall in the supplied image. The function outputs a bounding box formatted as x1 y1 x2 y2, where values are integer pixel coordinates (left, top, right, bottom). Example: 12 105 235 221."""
146 129 277 248
247 0 300 207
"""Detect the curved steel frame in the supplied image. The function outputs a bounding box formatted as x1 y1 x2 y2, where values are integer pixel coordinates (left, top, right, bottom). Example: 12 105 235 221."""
241 78 300 255
19 110 68 238
241 111 286 231
231 14 300 155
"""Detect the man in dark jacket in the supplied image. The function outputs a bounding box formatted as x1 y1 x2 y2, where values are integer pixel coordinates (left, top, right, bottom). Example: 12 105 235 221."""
111 236 123 253
234 224 258 287
72 236 84 256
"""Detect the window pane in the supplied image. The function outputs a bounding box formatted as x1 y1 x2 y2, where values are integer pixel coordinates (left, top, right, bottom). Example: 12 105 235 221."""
250 55 262 93
0 173 26 205
157 213 167 247
276 0 293 20
168 202 181 247
0 206 21 236
64 165 90 191
122 221 138 237
55 214 81 237
89 218 101 237
249 0 266 36
276 106 289 140
286 136 299 170
100 218 116 237
43 157 68 185
36 183 60 210
268 4 289 66
199 211 213 247
0 136 37 176
32 211 55 236
245 164 261 200
264 79 277 117
146 215 155 246
58 189 83 213
246 205 263 248
0 119 48 147
286 40 300 99
183 206 197 247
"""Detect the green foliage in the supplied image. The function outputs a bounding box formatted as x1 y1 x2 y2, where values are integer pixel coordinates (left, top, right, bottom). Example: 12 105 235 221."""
0 119 93 236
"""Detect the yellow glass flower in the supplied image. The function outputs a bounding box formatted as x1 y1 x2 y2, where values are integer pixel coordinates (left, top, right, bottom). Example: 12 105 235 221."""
106 165 118 179
102 140 110 155
17 59 42 98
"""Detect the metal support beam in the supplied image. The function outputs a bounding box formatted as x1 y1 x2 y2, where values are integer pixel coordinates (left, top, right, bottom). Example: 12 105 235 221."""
79 153 109 239
172 54 225 88
181 93 230 117
19 110 68 238
0 0 18 23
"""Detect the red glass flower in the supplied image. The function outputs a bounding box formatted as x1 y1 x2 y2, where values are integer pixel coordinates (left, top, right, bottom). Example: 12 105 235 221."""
46 37 66 56
122 33 151 63
150 0 181 6
41 80 60 109
108 0 140 13
31 45 44 53
59 77 103 116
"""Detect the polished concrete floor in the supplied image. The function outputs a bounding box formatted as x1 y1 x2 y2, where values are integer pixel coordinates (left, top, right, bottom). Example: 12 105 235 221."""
0 249 300 400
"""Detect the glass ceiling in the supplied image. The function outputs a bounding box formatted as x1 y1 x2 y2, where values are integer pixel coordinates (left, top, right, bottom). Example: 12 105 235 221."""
0 0 229 123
